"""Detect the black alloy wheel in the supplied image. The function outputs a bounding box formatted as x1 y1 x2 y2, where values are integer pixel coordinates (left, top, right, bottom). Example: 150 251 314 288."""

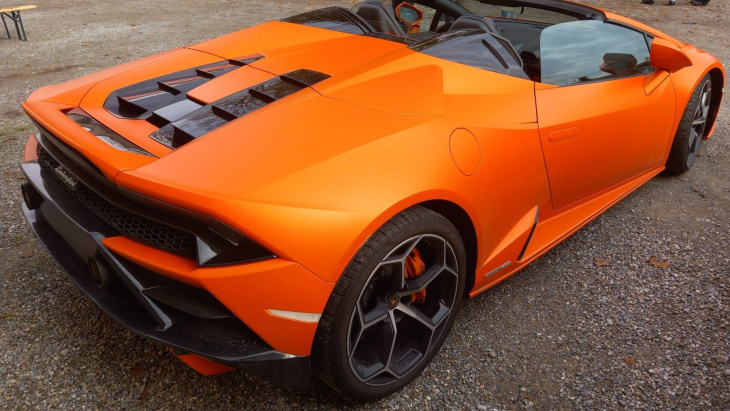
347 233 460 385
313 206 466 400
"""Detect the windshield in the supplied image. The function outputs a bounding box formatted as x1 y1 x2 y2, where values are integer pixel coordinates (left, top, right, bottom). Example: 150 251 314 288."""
449 0 579 24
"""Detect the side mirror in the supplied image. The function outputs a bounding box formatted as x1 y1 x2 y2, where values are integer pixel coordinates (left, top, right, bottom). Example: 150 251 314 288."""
600 53 638 76
650 37 692 73
395 2 423 33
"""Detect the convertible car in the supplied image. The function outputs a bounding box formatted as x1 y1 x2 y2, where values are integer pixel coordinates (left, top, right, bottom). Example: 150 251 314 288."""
19 0 723 399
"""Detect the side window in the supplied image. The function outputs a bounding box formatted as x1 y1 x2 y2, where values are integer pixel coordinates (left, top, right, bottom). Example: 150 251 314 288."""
540 20 653 86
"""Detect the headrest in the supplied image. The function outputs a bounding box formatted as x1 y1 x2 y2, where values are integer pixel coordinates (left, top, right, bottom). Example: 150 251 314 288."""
450 15 498 34
356 1 408 37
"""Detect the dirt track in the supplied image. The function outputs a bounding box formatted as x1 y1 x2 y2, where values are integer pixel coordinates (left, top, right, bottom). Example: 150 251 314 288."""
0 0 728 409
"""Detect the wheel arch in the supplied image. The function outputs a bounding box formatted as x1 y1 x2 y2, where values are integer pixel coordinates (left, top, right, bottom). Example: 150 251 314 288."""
419 200 478 299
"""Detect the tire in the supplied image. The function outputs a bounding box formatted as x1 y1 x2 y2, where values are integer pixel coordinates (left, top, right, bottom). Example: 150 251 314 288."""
666 74 713 174
312 206 467 400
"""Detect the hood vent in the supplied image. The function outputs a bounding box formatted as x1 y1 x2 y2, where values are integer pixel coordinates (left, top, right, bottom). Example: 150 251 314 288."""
149 69 330 149
104 54 264 122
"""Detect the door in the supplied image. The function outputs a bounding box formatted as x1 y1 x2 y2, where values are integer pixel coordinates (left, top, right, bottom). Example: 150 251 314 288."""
535 20 676 210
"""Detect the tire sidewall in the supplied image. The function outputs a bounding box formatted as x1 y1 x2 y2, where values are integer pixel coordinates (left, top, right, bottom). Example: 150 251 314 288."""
667 74 712 174
684 77 711 169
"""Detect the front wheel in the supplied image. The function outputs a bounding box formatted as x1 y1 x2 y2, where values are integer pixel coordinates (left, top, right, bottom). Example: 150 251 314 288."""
666 74 713 174
312 206 466 400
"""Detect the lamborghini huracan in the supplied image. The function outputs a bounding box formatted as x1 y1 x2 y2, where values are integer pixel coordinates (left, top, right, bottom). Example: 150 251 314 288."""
19 0 724 399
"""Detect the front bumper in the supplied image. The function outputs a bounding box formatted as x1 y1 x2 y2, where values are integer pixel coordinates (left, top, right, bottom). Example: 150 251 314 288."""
19 136 328 388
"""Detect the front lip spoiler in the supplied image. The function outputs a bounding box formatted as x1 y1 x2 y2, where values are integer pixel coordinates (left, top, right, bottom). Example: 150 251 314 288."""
20 160 311 389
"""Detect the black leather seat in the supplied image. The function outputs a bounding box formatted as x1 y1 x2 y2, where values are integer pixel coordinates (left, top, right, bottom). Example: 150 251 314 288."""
449 15 499 35
355 1 408 37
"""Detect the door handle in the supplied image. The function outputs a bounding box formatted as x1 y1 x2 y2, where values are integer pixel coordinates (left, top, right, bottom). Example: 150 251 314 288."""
548 127 578 143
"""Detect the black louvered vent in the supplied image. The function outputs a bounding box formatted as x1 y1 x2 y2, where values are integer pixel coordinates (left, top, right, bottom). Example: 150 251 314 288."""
149 69 330 149
104 54 264 122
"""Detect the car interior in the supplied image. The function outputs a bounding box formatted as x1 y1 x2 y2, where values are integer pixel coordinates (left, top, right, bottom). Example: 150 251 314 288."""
350 0 654 85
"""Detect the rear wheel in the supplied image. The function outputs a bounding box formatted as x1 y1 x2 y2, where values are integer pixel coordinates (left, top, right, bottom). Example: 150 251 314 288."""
312 206 466 399
666 74 712 174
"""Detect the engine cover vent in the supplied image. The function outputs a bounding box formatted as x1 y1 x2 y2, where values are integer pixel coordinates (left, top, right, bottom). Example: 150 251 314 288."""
149 69 330 149
103 54 264 121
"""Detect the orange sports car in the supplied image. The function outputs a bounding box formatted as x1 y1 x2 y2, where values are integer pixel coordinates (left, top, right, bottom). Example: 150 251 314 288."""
19 0 724 399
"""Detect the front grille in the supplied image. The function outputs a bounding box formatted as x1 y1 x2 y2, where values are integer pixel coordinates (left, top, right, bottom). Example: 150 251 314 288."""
37 147 197 258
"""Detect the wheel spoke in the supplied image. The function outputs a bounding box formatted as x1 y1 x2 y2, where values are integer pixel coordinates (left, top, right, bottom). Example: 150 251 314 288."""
395 302 438 330
354 362 388 382
382 311 398 373
445 242 458 271
379 238 415 290
688 129 698 152
387 305 434 377
356 311 399 382
361 299 389 328
383 235 421 262
693 104 703 120
387 301 452 375
402 264 443 296
701 102 710 119
424 235 447 267
348 310 398 382
694 83 712 129
398 300 453 333
700 87 711 117
348 307 363 358
366 260 405 304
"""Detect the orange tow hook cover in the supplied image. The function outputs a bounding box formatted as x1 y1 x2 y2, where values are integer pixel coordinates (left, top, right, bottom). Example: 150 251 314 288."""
171 348 235 376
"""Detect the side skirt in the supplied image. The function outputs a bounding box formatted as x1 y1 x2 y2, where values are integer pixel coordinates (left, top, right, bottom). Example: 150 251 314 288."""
469 165 664 297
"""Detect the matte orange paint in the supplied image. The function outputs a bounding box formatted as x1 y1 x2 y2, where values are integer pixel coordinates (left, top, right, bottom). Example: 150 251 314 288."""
449 128 481 176
650 38 693 73
21 4 724 369
536 74 676 209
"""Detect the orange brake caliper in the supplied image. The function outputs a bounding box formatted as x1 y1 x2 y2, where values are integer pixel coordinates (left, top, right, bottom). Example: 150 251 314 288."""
404 248 427 303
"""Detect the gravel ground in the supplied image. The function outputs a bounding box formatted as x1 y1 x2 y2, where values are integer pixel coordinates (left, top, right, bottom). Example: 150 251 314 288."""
1 0 728 409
